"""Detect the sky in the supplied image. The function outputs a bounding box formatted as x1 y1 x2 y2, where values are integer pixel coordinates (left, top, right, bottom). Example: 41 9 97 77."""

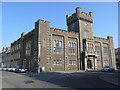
2 2 118 50
118 2 120 47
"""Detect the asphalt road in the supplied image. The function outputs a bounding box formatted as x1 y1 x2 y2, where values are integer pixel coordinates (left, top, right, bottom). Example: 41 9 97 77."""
1 71 119 89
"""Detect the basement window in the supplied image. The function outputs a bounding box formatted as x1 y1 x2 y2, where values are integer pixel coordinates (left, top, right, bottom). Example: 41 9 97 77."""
69 60 76 65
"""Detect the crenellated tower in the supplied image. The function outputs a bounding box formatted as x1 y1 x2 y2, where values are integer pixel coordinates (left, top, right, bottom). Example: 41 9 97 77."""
66 7 94 70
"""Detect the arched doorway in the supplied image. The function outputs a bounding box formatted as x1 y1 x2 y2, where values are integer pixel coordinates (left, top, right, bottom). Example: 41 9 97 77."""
87 60 92 69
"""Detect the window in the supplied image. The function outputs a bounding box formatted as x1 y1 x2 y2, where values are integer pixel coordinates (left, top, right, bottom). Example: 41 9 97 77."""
87 43 93 53
18 52 20 58
104 60 109 65
19 44 20 49
84 30 89 38
97 60 101 64
103 47 108 56
17 44 18 50
69 42 76 54
53 40 62 54
26 41 31 56
59 41 62 47
95 46 100 56
13 46 14 52
69 60 76 65
118 49 120 55
14 46 16 51
54 40 56 47
54 60 62 65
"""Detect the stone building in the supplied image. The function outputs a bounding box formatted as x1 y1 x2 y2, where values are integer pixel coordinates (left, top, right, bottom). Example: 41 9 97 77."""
2 46 11 67
10 7 116 72
115 48 120 68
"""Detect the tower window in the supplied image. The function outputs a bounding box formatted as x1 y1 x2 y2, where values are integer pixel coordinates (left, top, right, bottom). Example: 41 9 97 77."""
84 30 89 38
87 43 93 53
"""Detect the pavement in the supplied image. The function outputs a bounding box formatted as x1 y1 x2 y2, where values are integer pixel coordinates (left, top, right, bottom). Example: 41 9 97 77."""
1 70 120 88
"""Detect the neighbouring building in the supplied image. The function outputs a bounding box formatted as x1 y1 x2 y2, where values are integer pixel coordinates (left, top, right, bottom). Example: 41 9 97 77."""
115 48 120 68
0 50 2 67
2 46 11 67
9 7 116 72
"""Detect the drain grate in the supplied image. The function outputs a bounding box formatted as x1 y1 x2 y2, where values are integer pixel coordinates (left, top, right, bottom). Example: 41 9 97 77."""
24 80 34 84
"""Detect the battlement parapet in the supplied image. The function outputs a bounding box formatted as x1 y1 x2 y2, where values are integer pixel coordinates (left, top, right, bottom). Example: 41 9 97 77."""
50 27 54 30
94 36 108 41
81 12 92 21
36 19 50 24
35 19 50 29
50 27 78 35
107 36 113 39
67 7 93 26
62 30 68 33
54 28 62 32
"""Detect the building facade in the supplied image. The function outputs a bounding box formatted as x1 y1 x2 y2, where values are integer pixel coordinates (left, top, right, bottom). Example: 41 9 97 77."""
8 7 116 72
2 46 11 67
115 48 120 68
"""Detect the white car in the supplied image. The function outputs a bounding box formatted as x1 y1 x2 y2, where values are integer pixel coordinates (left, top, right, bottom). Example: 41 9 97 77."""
2 66 7 71
15 66 27 73
6 66 11 71
11 66 16 72
8 67 12 71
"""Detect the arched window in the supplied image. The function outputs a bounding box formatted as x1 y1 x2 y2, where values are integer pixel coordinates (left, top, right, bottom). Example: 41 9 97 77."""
84 30 89 38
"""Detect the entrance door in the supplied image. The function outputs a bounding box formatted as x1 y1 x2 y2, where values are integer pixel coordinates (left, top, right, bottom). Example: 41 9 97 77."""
87 60 92 69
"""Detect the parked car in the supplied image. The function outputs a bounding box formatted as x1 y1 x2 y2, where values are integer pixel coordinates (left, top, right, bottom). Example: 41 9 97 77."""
101 66 114 72
11 66 16 72
118 66 120 69
15 66 27 73
6 66 11 71
2 66 7 71
8 66 12 71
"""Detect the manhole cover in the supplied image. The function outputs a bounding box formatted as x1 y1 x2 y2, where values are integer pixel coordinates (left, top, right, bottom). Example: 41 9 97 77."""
24 80 34 84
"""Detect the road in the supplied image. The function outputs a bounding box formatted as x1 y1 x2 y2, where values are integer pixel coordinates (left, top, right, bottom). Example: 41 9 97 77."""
1 71 120 89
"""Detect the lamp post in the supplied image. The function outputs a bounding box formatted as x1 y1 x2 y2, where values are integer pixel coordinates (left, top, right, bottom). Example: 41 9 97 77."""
38 43 40 73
